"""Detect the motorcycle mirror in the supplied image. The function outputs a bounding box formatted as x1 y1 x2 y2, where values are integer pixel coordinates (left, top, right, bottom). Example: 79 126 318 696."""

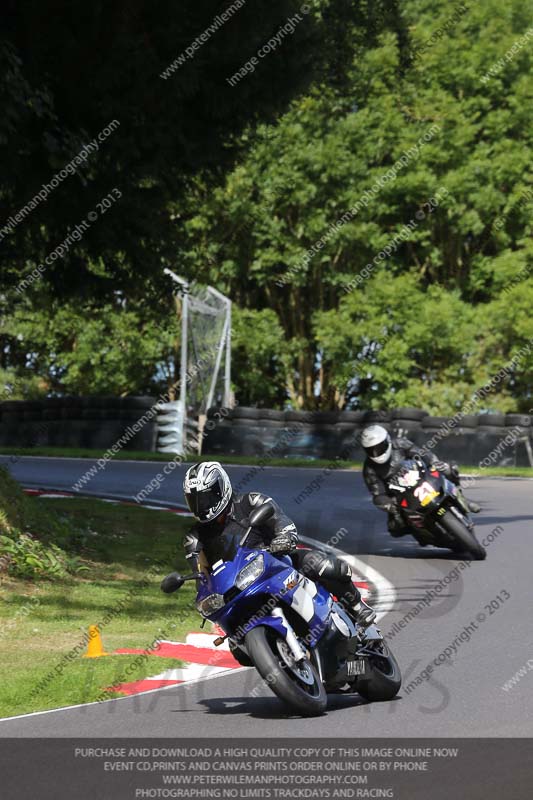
160 572 186 594
248 502 275 529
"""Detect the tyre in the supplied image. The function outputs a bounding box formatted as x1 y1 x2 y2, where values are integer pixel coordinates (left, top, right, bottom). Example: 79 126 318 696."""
1 412 22 424
120 409 146 422
391 407 428 422
2 401 26 412
241 438 264 457
422 415 451 428
232 406 262 420
206 405 232 420
81 409 108 420
43 409 62 421
338 410 366 423
21 401 42 411
356 640 402 701
23 411 43 422
284 410 312 423
477 426 507 437
245 626 326 716
120 396 155 410
231 418 257 427
62 395 83 409
459 414 479 428
46 397 64 410
61 408 83 420
307 411 339 424
477 413 506 427
363 410 391 423
506 414 531 427
440 510 486 560
259 409 285 421
229 640 254 667
336 422 360 431
307 423 338 434
391 420 422 433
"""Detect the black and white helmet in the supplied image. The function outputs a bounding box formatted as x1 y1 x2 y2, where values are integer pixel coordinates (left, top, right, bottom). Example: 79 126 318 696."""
183 462 232 523
361 424 392 465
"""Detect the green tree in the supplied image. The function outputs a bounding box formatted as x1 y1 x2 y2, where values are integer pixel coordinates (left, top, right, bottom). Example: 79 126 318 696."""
1 0 326 295
1 294 178 397
183 0 533 410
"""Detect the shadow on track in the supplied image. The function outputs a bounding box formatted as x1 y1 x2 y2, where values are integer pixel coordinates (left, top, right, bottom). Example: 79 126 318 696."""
173 692 386 719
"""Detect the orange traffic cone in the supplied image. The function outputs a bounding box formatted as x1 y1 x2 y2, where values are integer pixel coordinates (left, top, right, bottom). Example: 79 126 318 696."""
83 625 109 658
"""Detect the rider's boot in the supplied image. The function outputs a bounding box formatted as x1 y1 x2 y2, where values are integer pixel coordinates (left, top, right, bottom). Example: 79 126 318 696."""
456 488 481 514
388 511 411 538
351 598 377 628
340 583 377 628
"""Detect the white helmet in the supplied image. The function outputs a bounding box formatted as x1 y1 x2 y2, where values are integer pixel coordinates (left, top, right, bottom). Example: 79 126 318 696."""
361 424 392 465
183 461 232 523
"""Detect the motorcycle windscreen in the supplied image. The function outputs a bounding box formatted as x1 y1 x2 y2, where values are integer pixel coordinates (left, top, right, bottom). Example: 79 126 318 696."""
202 532 242 566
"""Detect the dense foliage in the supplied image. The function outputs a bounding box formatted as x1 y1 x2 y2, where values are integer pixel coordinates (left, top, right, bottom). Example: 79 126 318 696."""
1 0 533 411
0 468 87 579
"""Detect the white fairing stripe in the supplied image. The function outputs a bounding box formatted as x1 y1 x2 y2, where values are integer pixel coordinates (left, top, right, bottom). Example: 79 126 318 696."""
290 583 315 622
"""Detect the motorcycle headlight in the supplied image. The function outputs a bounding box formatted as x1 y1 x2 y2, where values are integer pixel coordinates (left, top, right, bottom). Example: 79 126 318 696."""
196 593 225 616
235 554 264 590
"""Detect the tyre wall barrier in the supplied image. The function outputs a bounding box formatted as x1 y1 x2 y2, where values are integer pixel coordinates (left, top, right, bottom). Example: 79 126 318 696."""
0 397 158 452
1 400 531 465
203 408 532 467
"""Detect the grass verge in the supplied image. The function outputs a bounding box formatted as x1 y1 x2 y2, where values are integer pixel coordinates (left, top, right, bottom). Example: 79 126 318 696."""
0 489 197 718
0 446 361 470
2 446 533 476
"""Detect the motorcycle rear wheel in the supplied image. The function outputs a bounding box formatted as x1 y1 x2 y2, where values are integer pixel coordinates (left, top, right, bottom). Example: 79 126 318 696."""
440 509 486 560
356 640 402 701
245 626 327 716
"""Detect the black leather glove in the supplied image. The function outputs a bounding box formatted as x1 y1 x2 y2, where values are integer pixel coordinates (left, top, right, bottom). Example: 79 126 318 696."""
381 496 399 514
269 532 296 555
431 460 450 474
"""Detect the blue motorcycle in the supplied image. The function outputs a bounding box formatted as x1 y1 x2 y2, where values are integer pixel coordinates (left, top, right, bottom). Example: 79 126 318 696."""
161 504 401 716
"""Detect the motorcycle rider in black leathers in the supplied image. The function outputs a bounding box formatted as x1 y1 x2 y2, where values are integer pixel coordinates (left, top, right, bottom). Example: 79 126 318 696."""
181 462 376 657
361 425 480 537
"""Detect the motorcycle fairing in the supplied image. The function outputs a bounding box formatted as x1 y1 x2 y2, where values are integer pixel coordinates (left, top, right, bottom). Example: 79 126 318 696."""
196 547 334 648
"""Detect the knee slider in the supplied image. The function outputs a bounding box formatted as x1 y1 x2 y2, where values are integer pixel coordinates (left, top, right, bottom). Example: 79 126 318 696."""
338 559 352 582
314 553 351 583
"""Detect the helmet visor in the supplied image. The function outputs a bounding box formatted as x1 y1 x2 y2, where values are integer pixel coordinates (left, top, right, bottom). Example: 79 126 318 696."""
185 478 225 521
365 440 390 460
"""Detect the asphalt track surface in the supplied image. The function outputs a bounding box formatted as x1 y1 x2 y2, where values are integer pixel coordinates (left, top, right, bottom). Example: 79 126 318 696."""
0 455 532 737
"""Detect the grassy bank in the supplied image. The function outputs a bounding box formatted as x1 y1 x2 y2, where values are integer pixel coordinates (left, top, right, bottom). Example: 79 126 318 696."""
0 446 361 470
0 472 197 718
1 446 533 477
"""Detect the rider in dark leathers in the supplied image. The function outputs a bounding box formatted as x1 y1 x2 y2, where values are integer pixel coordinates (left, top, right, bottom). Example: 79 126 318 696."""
362 427 480 536
181 463 376 648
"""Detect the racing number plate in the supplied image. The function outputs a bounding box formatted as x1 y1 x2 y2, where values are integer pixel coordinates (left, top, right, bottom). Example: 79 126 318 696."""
414 481 439 506
347 658 366 677
420 490 439 506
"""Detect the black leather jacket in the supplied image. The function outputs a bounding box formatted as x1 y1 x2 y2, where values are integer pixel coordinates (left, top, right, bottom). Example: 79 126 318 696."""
184 492 298 569
363 437 436 512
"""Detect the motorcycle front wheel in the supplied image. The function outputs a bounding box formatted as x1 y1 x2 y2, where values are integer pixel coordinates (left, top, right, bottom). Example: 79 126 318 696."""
440 509 486 560
245 626 327 716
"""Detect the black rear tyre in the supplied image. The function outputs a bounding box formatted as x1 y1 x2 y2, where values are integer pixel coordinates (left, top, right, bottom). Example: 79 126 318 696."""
245 626 326 716
441 510 486 560
356 640 402 701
